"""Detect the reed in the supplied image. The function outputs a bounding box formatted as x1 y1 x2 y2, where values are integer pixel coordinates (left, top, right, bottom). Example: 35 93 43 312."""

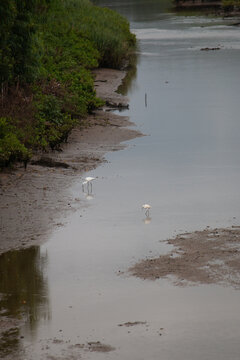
46 0 136 68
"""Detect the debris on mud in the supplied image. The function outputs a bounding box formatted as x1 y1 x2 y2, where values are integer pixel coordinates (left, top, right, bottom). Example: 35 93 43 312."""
118 321 147 327
86 341 115 352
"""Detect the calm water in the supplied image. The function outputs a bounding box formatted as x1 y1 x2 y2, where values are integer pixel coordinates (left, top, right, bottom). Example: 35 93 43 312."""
1 1 240 359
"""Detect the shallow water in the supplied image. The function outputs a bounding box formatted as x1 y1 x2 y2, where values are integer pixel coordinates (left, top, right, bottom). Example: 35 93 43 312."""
1 1 240 359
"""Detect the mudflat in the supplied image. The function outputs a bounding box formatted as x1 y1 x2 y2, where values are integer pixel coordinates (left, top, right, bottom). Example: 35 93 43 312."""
130 227 240 289
0 68 142 255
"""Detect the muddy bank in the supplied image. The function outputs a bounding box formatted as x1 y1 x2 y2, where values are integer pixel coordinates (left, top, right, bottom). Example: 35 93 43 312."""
0 68 142 255
130 227 240 289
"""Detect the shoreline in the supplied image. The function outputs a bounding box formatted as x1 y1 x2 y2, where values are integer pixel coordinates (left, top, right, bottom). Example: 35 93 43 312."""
0 68 142 255
173 3 240 17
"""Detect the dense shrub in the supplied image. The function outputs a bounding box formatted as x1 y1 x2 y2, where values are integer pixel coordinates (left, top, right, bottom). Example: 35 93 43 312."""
34 94 78 150
222 0 240 7
0 118 30 167
0 0 136 167
52 0 136 68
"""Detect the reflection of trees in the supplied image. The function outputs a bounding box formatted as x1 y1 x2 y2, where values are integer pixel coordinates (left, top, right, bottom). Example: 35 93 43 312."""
93 0 173 22
118 52 138 95
0 247 50 357
0 328 21 358
93 0 173 95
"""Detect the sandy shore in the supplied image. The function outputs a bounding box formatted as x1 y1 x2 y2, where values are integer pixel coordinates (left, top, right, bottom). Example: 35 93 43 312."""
0 68 142 255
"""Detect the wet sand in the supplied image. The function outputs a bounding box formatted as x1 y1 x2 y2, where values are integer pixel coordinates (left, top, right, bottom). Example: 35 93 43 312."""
130 227 240 289
0 68 142 255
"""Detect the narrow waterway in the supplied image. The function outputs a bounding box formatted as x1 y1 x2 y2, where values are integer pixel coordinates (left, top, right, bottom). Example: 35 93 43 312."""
1 1 240 359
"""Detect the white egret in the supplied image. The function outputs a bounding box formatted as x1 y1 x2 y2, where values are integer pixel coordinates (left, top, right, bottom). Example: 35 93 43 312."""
85 176 95 182
82 180 88 191
142 204 151 216
82 176 95 192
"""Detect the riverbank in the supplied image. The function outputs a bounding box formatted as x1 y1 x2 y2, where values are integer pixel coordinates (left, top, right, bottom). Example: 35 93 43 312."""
173 0 240 16
0 68 142 255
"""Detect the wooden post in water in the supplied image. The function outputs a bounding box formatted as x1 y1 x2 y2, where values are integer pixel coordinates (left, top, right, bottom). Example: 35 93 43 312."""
145 93 147 107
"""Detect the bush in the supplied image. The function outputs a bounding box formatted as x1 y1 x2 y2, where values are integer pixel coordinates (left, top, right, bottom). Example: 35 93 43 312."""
0 118 30 167
51 0 136 69
33 93 79 150
222 0 240 7
0 0 136 167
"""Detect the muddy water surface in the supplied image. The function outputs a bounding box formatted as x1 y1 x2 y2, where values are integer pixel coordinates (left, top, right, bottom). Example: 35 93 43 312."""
1 1 240 359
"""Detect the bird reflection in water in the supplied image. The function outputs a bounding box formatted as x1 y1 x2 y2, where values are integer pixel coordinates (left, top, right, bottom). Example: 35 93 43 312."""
143 216 152 225
85 191 94 200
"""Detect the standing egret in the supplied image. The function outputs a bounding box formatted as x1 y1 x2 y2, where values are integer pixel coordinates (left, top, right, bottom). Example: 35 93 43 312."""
82 177 95 192
82 181 88 192
142 204 151 216
85 176 95 183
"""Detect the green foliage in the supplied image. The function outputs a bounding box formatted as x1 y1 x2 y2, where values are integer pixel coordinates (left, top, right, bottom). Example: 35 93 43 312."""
0 1 16 84
33 93 78 150
81 5 136 68
222 0 240 7
0 0 40 84
45 0 136 69
36 94 65 125
0 118 30 167
0 0 136 167
0 0 135 86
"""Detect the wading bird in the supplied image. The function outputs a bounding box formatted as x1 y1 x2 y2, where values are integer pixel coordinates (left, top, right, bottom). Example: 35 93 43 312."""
142 204 151 216
82 181 88 192
82 177 95 192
